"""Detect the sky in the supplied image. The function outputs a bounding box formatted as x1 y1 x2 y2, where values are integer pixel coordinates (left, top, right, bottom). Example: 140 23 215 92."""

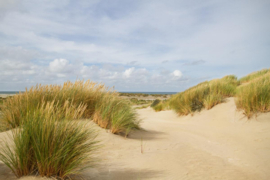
0 0 269 92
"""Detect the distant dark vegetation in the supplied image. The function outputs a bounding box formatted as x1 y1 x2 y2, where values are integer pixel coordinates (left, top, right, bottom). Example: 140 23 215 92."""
119 93 168 98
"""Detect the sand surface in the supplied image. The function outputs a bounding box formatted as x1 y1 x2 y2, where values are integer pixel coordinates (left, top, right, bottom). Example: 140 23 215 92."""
1 98 270 180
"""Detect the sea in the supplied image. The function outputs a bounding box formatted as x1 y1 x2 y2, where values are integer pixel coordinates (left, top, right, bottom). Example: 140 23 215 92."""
120 92 177 95
0 91 177 95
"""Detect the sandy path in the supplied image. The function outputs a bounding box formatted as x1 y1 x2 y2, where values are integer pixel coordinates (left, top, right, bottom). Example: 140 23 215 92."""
1 98 270 180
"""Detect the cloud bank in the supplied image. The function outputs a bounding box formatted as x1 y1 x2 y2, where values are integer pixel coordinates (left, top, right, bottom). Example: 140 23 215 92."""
0 0 269 91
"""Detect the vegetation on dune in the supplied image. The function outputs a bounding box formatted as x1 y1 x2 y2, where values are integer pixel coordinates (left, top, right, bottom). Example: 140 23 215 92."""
0 97 4 110
93 93 139 136
239 68 270 84
128 98 153 105
168 68 270 118
119 92 170 98
235 72 270 118
151 99 161 107
169 75 238 115
150 99 169 112
0 80 139 135
0 101 99 179
134 104 151 109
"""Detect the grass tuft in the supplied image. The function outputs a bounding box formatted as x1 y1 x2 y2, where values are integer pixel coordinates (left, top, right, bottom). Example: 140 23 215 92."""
235 72 270 118
0 101 99 179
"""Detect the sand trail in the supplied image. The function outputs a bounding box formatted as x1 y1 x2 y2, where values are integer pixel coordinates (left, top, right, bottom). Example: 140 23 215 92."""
1 98 270 180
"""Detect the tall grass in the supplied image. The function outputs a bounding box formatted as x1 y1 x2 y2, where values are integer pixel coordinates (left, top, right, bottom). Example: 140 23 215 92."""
169 75 237 115
93 93 139 136
150 99 169 112
235 72 270 118
0 101 99 179
239 68 270 84
0 80 139 135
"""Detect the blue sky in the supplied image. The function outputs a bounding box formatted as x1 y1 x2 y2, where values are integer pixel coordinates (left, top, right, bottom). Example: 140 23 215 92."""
0 0 269 92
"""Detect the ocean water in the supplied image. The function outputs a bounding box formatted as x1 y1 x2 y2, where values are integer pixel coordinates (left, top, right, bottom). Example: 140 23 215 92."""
0 91 177 95
0 91 23 94
119 92 177 95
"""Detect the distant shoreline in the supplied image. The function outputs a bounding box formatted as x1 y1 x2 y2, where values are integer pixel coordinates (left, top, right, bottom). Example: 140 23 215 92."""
0 91 177 95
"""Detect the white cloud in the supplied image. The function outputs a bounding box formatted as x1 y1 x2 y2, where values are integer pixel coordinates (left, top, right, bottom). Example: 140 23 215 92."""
172 70 182 78
123 67 134 78
0 0 269 91
49 58 70 72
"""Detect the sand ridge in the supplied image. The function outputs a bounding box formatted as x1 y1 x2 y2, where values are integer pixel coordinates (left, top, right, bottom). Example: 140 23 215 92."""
0 97 270 179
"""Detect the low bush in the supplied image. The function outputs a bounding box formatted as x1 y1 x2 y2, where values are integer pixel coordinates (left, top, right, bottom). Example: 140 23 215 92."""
151 99 161 107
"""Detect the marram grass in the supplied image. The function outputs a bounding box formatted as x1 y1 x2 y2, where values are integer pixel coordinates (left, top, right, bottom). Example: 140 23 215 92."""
0 101 99 179
169 75 237 115
239 68 270 84
151 100 169 112
93 93 139 136
0 80 139 135
235 72 270 118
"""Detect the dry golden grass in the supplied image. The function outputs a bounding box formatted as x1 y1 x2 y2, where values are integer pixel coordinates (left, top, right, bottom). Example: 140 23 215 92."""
235 71 270 118
0 80 139 135
239 68 270 84
169 75 237 115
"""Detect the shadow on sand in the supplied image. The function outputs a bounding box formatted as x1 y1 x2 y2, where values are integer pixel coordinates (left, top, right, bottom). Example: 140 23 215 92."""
127 129 167 141
79 167 164 180
0 163 17 180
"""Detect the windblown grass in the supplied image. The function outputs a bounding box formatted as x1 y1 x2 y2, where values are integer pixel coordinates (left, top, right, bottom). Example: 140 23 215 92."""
235 72 270 118
203 94 223 110
0 80 139 135
151 99 169 112
239 68 270 84
93 93 139 136
0 101 99 179
169 75 237 115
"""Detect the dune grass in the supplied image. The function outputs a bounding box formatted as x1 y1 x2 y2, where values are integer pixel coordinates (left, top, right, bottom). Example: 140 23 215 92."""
0 80 139 135
235 72 270 118
169 75 237 115
0 101 99 179
93 93 139 136
150 99 169 112
239 68 270 84
134 104 151 109
128 98 152 105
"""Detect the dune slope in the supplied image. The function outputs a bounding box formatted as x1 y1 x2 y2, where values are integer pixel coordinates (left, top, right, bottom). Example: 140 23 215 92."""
1 97 270 180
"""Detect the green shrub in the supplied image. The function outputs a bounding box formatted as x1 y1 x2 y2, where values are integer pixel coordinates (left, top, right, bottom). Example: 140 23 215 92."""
151 99 161 107
0 101 99 179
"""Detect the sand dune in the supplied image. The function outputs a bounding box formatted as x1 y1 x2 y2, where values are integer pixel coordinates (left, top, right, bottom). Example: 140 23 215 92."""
1 97 270 180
